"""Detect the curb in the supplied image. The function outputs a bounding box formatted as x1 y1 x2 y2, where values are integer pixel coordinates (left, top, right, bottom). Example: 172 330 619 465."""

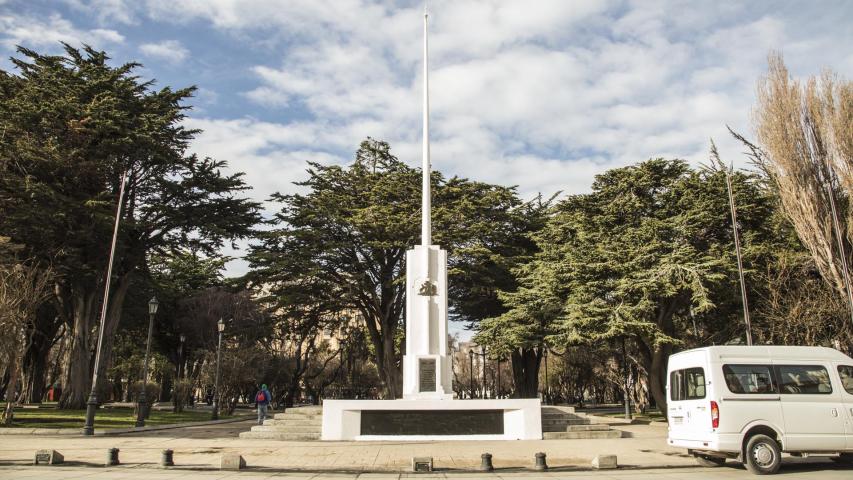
0 415 253 436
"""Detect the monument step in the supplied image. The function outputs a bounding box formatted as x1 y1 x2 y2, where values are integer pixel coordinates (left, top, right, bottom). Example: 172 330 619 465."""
543 430 622 440
543 423 605 432
239 431 321 441
275 411 323 419
542 412 585 419
542 418 590 426
541 406 576 414
566 424 612 432
264 418 322 426
251 425 320 433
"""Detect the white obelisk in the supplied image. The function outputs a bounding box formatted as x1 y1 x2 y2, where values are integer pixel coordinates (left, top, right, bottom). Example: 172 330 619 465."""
402 10 453 399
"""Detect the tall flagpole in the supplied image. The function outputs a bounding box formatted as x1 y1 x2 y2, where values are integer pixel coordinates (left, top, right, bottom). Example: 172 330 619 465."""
421 9 431 247
725 167 753 346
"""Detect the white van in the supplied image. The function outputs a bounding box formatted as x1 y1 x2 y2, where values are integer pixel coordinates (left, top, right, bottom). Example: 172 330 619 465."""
666 346 853 474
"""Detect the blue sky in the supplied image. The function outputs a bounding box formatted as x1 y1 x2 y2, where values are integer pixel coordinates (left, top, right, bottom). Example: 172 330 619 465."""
2 1 852 286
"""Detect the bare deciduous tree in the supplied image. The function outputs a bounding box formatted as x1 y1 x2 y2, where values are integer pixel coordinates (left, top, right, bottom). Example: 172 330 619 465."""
746 53 853 314
0 239 53 424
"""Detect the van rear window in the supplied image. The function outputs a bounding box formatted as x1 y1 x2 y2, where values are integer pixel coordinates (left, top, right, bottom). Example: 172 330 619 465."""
670 367 705 401
723 365 776 394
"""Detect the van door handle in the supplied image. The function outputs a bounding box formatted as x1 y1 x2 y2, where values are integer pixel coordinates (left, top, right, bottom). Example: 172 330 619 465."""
831 408 838 417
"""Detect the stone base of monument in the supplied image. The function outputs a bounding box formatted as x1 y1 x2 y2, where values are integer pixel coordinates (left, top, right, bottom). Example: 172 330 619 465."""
321 398 542 440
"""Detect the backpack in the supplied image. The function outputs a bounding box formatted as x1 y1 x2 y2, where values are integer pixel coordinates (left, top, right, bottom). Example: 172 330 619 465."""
256 391 266 403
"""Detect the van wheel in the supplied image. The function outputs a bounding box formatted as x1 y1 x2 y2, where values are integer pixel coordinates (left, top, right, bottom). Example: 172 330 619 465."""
744 434 781 475
695 454 726 467
831 453 853 464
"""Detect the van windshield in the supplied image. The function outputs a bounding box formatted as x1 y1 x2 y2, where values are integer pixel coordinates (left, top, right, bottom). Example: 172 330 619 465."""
723 364 775 394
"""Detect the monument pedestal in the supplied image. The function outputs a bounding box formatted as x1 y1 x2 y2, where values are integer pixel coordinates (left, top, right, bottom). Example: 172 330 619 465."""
321 398 542 440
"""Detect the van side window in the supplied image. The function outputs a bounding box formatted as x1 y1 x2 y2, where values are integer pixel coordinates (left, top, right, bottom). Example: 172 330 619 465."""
722 364 776 394
670 367 705 400
775 365 832 394
839 366 853 394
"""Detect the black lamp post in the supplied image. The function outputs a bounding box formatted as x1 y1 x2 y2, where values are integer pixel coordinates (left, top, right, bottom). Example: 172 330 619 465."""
82 171 128 436
135 296 159 427
468 349 474 399
496 357 501 399
212 318 224 420
481 346 487 399
622 337 632 420
543 348 549 405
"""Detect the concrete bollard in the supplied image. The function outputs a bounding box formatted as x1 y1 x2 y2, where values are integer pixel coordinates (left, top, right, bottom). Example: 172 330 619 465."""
220 453 246 470
33 450 63 465
592 454 617 469
106 448 120 466
161 449 174 467
534 452 548 471
479 453 494 471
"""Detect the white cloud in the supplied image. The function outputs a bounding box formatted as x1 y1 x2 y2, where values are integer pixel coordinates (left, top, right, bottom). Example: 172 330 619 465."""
139 39 189 64
0 12 124 49
63 0 137 25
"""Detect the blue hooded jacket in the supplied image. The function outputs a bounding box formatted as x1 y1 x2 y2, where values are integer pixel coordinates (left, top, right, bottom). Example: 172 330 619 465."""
256 385 272 406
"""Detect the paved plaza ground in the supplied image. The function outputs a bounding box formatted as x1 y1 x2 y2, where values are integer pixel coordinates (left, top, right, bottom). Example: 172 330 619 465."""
0 419 850 479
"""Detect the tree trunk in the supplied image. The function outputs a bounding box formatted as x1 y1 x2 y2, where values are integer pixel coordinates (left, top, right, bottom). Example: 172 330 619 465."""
510 347 541 398
648 345 670 414
59 288 97 409
2 341 23 425
380 331 401 398
21 304 61 403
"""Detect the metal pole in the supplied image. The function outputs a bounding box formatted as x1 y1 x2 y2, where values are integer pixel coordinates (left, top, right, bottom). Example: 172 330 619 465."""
497 358 501 399
469 350 474 399
481 347 487 399
212 327 223 420
135 308 155 427
83 170 128 436
421 9 431 246
622 337 632 420
543 349 549 405
725 169 753 346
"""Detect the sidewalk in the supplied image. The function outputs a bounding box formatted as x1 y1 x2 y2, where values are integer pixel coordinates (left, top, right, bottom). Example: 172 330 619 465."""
0 423 698 471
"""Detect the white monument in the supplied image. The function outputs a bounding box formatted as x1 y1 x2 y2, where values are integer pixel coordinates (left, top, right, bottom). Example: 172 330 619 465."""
321 10 542 441
401 8 453 400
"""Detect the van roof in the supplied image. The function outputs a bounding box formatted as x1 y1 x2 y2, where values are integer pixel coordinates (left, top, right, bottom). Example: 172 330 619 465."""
670 345 852 362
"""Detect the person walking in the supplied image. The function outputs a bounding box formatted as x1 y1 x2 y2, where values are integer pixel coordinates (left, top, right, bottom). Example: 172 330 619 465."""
255 383 272 425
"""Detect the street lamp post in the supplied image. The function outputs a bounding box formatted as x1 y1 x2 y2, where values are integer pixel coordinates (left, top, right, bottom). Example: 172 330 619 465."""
468 349 474 399
543 348 549 405
82 170 128 436
481 346 487 399
622 337 632 420
496 357 501 399
135 296 159 427
212 318 224 420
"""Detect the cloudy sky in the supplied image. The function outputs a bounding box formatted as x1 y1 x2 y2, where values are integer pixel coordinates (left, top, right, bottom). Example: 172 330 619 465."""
2 0 852 280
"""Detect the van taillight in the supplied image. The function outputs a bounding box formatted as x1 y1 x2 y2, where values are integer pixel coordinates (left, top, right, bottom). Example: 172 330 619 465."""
710 401 719 429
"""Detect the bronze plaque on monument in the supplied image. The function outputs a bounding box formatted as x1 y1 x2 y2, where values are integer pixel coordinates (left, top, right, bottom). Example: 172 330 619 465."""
419 358 436 392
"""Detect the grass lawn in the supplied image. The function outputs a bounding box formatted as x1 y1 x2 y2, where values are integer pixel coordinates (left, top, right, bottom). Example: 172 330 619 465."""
1 407 232 429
